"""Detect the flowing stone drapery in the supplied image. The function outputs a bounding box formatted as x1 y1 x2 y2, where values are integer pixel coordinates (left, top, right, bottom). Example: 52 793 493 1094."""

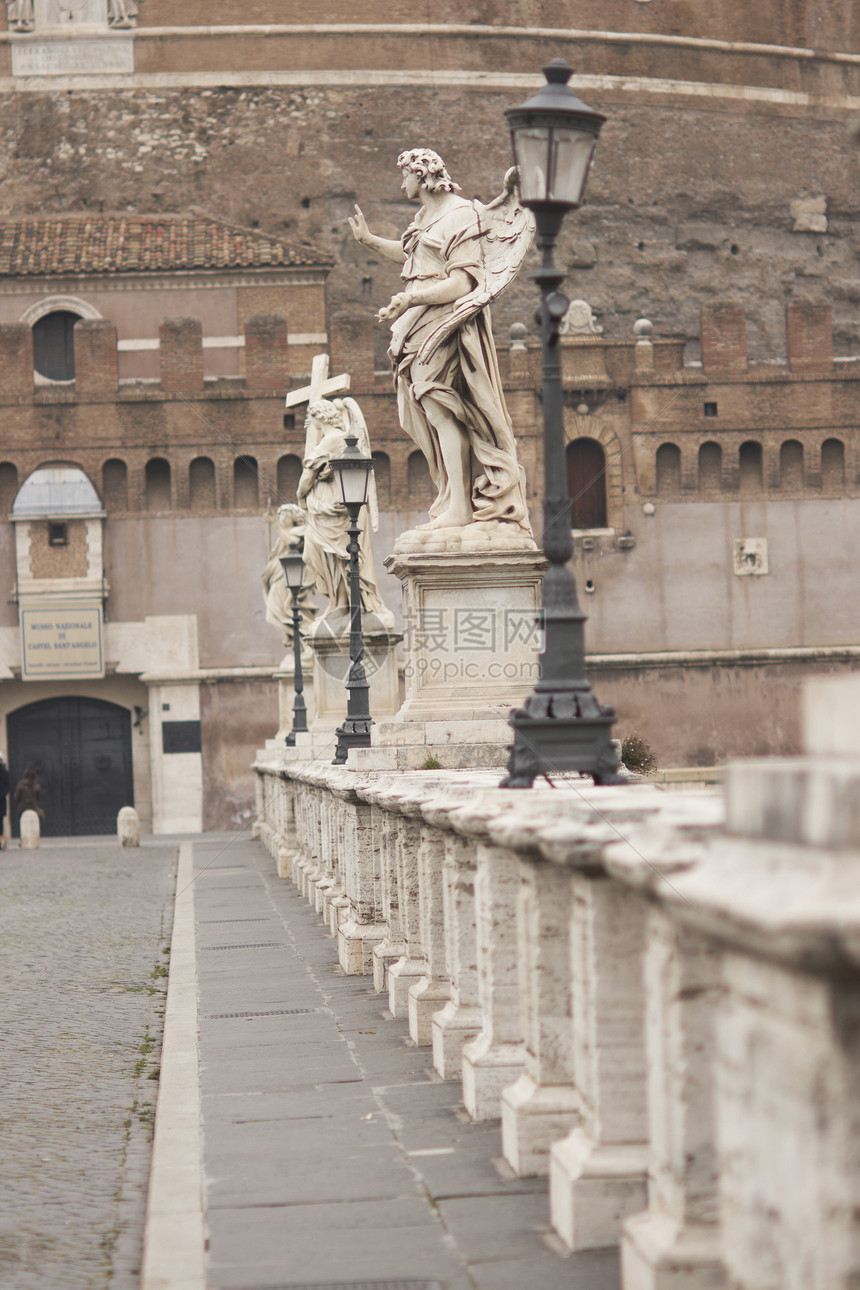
349 150 535 549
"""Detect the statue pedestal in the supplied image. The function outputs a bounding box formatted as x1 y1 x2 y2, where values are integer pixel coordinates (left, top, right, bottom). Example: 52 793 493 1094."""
308 611 402 728
386 547 545 721
347 546 545 771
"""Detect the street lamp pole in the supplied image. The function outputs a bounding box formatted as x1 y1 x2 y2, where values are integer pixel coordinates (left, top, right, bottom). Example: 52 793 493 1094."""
330 433 375 766
279 539 308 747
502 59 621 788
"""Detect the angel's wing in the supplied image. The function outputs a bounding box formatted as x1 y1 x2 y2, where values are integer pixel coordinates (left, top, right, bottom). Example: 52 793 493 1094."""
417 169 535 365
341 397 379 532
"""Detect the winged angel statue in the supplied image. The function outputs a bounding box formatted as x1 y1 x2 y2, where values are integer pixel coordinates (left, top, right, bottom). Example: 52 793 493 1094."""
296 396 392 625
349 148 535 542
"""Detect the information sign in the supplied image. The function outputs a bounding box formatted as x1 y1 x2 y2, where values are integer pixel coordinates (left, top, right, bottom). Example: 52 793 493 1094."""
21 604 105 680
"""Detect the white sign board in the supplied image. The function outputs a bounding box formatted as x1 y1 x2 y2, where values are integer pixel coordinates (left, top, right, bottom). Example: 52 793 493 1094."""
21 604 105 680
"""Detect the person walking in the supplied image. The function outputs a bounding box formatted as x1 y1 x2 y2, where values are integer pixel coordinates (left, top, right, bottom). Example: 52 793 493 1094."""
14 768 42 839
0 753 10 849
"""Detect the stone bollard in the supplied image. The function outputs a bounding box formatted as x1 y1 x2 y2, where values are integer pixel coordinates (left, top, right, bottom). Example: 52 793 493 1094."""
117 806 140 848
20 809 40 850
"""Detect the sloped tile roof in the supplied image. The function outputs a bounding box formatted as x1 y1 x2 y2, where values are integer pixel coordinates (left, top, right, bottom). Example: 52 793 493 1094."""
0 215 328 276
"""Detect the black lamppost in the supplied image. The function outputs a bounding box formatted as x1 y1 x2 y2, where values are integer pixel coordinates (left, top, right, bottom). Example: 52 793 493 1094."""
279 538 308 747
502 59 621 788
330 433 375 766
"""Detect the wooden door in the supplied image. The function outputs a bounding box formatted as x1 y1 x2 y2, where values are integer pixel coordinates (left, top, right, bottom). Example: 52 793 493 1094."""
8 697 134 836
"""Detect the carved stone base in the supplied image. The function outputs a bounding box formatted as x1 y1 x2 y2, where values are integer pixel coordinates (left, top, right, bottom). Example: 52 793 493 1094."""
328 893 350 936
549 1127 649 1252
309 615 401 728
336 917 387 975
407 976 451 1047
387 955 427 1017
432 1001 483 1081
372 938 408 995
461 1032 526 1122
500 1073 582 1178
621 1213 726 1290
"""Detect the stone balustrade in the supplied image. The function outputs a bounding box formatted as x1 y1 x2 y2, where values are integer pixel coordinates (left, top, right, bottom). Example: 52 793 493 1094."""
254 672 860 1287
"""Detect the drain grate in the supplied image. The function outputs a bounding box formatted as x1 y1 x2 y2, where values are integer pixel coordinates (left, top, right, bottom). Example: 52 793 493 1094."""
198 918 271 924
207 1008 318 1020
201 942 284 951
248 1282 445 1290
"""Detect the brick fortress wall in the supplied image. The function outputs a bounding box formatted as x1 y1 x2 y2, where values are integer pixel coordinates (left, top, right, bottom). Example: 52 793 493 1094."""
0 299 856 526
0 10 858 359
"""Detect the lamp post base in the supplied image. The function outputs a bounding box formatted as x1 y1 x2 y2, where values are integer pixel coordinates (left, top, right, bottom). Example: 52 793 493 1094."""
332 716 373 766
502 705 623 788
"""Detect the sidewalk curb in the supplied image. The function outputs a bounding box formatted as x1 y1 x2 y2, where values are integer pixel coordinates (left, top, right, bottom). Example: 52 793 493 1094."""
141 841 207 1290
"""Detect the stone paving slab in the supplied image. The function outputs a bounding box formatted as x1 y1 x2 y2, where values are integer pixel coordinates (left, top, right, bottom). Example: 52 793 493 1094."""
0 836 176 1290
192 835 621 1290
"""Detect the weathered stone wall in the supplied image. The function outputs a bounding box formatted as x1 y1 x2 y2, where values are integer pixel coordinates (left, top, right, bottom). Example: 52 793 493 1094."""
46 1 860 53
0 13 858 356
200 675 277 830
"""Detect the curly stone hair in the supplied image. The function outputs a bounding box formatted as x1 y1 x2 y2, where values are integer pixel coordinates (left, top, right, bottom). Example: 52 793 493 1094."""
396 148 461 194
305 399 344 429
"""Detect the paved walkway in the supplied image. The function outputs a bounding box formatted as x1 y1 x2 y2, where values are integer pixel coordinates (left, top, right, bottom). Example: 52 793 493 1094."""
180 834 620 1290
0 836 176 1290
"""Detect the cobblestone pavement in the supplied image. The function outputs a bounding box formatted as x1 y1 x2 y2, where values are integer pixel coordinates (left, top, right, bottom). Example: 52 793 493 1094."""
0 837 177 1290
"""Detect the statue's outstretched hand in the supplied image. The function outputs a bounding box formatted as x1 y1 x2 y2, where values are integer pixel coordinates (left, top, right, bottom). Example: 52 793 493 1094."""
348 204 370 245
377 292 411 324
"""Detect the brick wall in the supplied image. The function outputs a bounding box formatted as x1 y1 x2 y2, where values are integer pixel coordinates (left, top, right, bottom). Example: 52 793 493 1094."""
74 320 119 395
159 318 204 395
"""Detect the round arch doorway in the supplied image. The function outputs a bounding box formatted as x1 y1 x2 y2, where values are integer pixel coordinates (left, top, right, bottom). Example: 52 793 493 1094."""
7 697 134 837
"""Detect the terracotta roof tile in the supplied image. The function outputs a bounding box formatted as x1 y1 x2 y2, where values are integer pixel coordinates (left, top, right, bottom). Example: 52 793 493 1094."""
0 215 328 276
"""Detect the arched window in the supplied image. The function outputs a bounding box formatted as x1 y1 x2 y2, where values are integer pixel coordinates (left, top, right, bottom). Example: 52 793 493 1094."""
739 441 763 495
821 438 845 490
32 310 80 382
779 440 804 491
655 442 681 497
372 452 391 508
189 457 216 511
566 438 608 528
277 454 302 504
102 459 127 511
698 441 722 493
145 458 171 512
13 463 99 518
407 450 434 509
233 456 259 509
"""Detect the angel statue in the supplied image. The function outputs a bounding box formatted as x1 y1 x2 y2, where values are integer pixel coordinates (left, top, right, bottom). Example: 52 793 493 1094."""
297 397 393 629
261 502 316 643
6 1 34 31
349 148 535 543
107 0 137 27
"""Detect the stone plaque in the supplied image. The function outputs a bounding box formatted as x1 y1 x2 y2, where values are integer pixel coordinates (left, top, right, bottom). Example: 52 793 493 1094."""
21 603 105 679
733 538 769 576
12 35 133 76
162 721 203 755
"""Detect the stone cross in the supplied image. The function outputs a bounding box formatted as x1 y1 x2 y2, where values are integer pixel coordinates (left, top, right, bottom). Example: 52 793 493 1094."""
285 353 350 412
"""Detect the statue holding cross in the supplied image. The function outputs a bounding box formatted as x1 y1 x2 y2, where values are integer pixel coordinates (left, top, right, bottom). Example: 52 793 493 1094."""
285 353 392 629
285 352 351 420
